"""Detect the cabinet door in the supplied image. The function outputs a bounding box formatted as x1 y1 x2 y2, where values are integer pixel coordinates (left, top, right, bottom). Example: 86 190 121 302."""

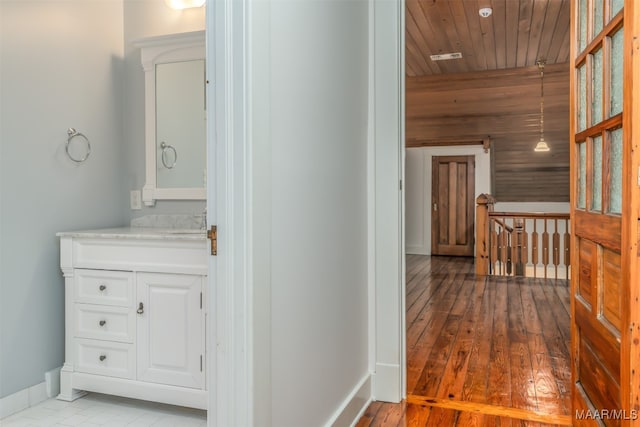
136 272 204 389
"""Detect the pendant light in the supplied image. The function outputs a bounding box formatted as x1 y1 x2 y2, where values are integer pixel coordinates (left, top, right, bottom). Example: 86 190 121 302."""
534 60 550 152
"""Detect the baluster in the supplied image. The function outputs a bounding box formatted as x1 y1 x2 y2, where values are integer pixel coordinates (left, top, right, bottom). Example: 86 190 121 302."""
542 219 549 279
489 217 495 274
502 217 513 276
490 222 499 275
564 218 571 280
514 218 524 276
501 226 509 276
553 218 560 280
522 221 529 267
512 218 518 274
532 220 539 278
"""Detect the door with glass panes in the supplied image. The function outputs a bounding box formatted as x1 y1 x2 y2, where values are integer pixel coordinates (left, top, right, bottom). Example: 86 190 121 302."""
571 0 640 424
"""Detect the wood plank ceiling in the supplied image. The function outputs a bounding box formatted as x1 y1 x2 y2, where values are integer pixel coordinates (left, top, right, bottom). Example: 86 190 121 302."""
406 0 571 77
405 0 572 202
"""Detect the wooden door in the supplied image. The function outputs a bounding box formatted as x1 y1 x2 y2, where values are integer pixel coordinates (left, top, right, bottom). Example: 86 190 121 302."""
136 272 204 389
570 1 640 424
431 155 475 256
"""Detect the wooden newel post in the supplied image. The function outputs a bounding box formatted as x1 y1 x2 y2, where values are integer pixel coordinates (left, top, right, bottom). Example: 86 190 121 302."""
475 194 495 276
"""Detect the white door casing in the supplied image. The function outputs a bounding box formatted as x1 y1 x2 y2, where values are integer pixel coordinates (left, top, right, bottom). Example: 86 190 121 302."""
207 0 251 425
371 0 406 403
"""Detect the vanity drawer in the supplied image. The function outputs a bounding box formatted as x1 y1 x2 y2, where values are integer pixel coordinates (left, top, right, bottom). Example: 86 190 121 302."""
74 304 134 343
75 269 133 307
75 338 135 379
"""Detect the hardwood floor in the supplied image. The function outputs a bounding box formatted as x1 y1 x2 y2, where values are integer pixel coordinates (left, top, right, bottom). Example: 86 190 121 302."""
357 255 571 426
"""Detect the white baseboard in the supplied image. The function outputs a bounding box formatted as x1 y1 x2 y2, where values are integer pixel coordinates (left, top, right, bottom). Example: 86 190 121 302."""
45 367 62 398
326 374 372 427
405 245 428 255
0 367 62 419
373 362 402 403
524 265 570 279
0 382 46 419
0 387 29 419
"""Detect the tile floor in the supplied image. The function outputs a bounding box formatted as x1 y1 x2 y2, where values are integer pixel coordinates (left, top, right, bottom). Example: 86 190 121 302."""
0 393 207 426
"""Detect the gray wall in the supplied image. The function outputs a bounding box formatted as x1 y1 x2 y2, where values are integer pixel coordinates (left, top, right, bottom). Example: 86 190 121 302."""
0 0 205 400
0 1 127 398
251 0 371 424
122 0 205 220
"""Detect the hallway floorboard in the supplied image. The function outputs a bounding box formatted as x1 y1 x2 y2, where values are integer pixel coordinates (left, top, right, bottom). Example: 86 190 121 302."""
357 255 571 426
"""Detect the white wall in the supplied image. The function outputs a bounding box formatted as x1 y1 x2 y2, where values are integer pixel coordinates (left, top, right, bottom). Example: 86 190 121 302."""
122 1 205 219
0 0 127 398
405 146 492 255
250 0 371 425
494 202 570 213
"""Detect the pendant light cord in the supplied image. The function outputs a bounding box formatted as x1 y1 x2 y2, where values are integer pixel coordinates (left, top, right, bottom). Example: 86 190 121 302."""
538 60 545 142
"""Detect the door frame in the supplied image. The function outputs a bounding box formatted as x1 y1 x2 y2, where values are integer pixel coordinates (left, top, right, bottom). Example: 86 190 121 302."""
207 0 251 425
370 0 406 403
622 0 640 416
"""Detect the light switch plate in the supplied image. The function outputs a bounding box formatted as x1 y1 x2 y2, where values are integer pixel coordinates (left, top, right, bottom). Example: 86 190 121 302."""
130 190 142 210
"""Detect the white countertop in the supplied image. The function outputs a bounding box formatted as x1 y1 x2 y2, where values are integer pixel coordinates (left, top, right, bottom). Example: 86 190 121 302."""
56 227 206 241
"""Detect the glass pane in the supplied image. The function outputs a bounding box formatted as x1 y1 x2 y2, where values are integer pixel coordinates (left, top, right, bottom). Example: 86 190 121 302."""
610 128 622 214
611 0 623 19
610 28 623 117
578 143 586 209
592 49 603 125
594 0 603 38
578 64 587 132
579 0 587 53
592 136 603 211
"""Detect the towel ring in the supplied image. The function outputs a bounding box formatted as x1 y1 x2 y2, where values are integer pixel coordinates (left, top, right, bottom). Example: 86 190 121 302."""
160 141 177 169
66 128 91 163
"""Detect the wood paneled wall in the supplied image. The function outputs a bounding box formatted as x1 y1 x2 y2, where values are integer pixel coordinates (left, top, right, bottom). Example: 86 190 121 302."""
406 63 570 202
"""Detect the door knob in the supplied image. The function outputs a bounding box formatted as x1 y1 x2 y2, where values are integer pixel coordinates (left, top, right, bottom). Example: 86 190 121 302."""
99 320 106 327
137 302 144 314
99 284 107 291
99 355 107 361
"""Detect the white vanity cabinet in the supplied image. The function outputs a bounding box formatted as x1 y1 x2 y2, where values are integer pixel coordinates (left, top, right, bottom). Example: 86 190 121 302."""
57 228 208 409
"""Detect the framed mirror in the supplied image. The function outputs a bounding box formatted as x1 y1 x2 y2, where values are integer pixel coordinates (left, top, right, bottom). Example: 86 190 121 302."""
134 31 206 206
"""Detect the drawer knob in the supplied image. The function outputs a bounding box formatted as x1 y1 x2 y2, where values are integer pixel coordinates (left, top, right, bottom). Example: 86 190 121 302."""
99 355 107 362
99 284 107 291
137 302 144 315
99 320 106 327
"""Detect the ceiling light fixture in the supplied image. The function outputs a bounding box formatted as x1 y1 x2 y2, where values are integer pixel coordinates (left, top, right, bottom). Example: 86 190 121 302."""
534 60 551 152
479 7 493 18
164 0 205 10
430 52 463 61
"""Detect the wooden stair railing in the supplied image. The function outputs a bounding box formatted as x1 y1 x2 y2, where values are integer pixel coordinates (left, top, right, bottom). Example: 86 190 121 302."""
492 217 514 275
475 195 570 279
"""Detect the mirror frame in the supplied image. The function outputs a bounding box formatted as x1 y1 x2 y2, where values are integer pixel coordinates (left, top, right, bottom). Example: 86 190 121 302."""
133 31 206 206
